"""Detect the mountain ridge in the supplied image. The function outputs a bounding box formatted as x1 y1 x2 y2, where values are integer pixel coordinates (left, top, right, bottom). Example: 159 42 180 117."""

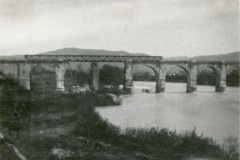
38 48 148 56
164 51 240 61
191 51 239 61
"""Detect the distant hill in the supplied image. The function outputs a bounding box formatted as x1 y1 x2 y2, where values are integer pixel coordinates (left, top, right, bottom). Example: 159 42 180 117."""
164 51 240 61
0 55 25 60
0 48 239 62
38 48 148 56
0 48 148 60
191 51 240 61
164 56 190 61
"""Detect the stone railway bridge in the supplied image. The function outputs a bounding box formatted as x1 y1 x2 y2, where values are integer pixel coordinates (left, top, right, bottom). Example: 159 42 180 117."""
0 55 239 93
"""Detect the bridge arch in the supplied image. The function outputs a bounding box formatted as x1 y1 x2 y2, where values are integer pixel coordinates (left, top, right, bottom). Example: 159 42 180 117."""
165 65 190 77
163 65 191 92
132 64 159 93
197 65 220 77
64 69 79 89
0 71 8 79
133 64 159 75
30 65 56 92
0 72 10 86
143 64 159 76
30 64 56 74
196 65 220 92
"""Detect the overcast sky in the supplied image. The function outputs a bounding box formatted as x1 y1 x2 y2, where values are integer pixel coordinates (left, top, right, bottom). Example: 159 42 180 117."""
0 0 239 57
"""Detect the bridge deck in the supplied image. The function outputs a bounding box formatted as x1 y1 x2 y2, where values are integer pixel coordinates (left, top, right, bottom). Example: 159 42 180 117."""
0 56 238 65
162 60 239 65
24 55 163 62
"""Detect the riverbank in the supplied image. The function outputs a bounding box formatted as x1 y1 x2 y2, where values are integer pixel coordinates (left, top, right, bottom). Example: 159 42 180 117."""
0 81 239 159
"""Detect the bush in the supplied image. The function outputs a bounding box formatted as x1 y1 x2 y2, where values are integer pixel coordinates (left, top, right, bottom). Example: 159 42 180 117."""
99 65 124 86
65 84 90 94
97 86 121 96
0 77 31 133
197 71 216 86
227 70 240 86
122 127 225 158
223 136 239 160
71 95 121 143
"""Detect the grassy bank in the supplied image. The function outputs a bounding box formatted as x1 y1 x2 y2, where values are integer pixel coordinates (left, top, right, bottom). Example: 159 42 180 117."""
0 79 239 160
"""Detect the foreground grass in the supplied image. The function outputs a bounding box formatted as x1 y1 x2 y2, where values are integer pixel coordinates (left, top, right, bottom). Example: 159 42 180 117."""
0 80 239 160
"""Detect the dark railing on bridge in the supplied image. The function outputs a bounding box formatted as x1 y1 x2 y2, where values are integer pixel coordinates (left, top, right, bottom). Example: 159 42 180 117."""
24 55 163 62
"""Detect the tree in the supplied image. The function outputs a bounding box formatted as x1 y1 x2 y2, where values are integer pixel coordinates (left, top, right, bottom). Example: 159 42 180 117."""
99 65 124 86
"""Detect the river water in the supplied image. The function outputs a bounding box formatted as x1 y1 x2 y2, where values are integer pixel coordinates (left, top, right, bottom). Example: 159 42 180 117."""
96 82 239 144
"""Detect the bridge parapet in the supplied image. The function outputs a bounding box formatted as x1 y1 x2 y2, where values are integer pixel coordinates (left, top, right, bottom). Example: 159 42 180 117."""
0 60 27 63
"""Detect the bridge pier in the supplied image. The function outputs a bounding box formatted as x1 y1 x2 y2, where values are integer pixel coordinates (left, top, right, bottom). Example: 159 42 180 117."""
215 84 225 92
18 63 31 90
55 64 66 91
19 78 30 90
155 63 165 93
215 62 227 92
156 79 165 93
124 61 134 94
186 80 197 93
186 62 197 93
91 62 99 90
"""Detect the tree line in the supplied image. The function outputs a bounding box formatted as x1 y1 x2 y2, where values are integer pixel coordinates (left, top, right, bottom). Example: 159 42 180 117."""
65 66 239 86
133 70 239 86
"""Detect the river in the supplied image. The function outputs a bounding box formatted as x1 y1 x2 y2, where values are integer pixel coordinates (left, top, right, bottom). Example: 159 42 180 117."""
96 82 239 144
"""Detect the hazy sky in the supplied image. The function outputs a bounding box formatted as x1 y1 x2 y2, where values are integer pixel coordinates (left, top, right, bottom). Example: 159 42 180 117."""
0 0 239 57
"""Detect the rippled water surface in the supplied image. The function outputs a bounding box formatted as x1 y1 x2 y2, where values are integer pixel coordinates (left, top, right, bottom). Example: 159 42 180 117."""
96 82 239 143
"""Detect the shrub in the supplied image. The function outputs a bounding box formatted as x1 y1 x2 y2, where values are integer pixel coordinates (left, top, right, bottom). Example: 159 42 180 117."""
223 136 239 160
72 96 121 143
65 84 90 94
97 86 121 96
0 77 31 133
122 127 225 158
99 65 124 86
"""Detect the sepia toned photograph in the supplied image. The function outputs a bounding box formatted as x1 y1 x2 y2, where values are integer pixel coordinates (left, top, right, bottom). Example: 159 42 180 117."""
0 0 239 159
